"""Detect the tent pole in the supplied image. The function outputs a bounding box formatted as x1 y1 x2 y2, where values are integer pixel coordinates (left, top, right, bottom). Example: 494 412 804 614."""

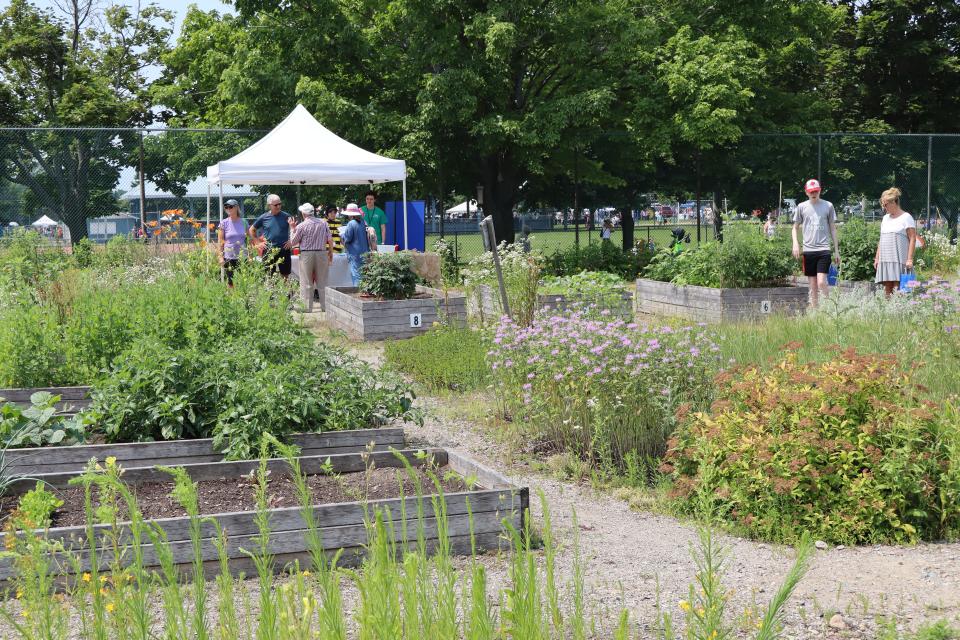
402 179 408 250
206 183 211 244
216 182 223 245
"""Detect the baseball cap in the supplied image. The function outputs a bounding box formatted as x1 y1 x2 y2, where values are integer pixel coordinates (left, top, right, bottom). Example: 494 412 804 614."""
804 179 821 193
224 199 239 207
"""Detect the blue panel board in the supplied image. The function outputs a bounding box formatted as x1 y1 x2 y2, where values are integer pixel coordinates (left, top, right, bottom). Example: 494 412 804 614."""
385 200 426 251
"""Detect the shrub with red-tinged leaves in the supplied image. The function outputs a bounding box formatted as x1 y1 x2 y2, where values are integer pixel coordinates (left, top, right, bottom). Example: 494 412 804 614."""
664 348 960 545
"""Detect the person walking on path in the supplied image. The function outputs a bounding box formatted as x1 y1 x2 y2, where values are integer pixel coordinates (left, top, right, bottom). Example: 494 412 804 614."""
249 194 294 278
601 219 613 242
792 179 840 309
361 191 387 245
340 203 370 286
874 187 917 297
217 199 247 286
290 203 333 312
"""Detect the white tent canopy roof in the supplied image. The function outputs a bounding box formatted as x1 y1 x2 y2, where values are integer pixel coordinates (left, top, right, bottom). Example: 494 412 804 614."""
31 215 59 227
445 200 479 214
207 105 406 185
123 177 256 200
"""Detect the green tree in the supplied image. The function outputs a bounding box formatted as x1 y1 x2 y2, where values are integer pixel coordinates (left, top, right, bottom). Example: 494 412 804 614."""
0 0 172 242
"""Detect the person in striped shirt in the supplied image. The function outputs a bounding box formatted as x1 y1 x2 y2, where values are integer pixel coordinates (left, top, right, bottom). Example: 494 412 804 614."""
290 203 334 312
323 204 343 253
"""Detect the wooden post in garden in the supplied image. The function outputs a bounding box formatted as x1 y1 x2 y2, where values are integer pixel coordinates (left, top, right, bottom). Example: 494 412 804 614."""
481 216 511 319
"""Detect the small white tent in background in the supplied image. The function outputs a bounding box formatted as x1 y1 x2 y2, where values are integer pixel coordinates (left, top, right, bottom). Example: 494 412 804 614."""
445 200 480 215
31 215 59 227
7 221 19 227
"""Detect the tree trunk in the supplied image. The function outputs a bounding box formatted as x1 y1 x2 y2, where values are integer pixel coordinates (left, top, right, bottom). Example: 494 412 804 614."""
621 208 634 251
482 156 517 245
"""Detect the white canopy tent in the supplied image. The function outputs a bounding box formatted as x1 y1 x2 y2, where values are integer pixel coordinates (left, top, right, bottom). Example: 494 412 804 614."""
31 215 59 227
206 105 409 247
445 200 480 215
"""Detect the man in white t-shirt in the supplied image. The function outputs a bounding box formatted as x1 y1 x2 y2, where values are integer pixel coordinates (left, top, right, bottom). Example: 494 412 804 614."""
792 179 840 309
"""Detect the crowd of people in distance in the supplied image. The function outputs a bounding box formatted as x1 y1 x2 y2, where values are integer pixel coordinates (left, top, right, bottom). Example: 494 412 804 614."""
216 190 388 312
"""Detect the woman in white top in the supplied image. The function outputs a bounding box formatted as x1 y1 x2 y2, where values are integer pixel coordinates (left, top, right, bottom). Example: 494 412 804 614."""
873 187 917 297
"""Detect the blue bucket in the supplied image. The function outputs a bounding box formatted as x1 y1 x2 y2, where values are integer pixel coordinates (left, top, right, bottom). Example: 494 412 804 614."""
827 264 838 286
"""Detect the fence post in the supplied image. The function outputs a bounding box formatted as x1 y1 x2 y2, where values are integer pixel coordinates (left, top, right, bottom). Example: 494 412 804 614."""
927 135 933 224
817 135 822 181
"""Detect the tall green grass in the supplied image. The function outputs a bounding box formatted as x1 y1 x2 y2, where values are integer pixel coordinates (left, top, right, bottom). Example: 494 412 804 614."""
384 324 490 392
719 288 960 404
0 456 813 639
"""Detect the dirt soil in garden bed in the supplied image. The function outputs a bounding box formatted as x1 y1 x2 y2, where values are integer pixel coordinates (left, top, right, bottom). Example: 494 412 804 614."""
2 466 469 529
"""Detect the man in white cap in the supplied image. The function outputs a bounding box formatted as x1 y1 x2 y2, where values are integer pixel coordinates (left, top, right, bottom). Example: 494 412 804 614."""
792 178 840 309
289 202 333 312
339 202 370 286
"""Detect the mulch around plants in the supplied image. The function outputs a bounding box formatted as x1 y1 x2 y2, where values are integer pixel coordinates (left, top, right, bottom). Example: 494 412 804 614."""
2 466 469 530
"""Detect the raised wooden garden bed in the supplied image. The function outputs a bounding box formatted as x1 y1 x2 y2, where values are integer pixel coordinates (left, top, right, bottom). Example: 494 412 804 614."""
4 427 405 477
0 448 526 583
325 285 467 340
469 284 634 323
635 278 809 323
0 385 91 415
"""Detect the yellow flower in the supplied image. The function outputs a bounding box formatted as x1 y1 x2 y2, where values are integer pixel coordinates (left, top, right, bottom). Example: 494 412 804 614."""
105 603 115 613
679 600 691 612
15 589 22 599
105 456 117 467
82 573 91 583
302 570 311 577
697 607 705 617
99 575 108 584
99 587 108 596
21 609 29 619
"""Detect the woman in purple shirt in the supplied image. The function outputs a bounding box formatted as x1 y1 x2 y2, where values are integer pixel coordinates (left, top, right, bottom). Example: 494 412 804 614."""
217 199 248 286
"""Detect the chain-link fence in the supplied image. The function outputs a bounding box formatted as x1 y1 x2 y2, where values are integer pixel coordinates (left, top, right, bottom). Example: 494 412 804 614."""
1 129 957 251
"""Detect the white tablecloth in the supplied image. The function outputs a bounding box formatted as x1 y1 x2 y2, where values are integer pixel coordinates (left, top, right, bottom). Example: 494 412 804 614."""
291 253 353 294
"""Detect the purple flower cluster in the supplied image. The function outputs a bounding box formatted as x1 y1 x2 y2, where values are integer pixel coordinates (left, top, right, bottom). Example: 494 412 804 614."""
488 310 721 412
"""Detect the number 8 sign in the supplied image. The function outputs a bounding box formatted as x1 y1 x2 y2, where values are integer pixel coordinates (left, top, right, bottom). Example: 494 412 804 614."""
410 313 422 328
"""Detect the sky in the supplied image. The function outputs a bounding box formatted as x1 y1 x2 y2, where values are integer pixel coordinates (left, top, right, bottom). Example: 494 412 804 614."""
26 0 232 41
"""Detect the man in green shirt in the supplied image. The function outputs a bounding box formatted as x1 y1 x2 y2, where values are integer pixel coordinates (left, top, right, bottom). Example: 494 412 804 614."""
362 190 387 244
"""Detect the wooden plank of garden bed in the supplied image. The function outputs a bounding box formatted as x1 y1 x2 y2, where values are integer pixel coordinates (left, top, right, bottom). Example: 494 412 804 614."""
5 428 405 476
0 385 92 416
0 510 516 582
22 489 525 551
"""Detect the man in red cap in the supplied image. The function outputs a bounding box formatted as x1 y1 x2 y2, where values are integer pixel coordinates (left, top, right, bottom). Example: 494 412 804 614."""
792 179 840 309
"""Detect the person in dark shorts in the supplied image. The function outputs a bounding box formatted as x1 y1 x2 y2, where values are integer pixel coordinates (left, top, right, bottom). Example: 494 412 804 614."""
249 193 294 278
792 179 840 309
217 199 247 286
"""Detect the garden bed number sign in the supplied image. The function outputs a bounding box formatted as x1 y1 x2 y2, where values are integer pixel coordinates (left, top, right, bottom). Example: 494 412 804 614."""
759 300 772 314
410 312 423 328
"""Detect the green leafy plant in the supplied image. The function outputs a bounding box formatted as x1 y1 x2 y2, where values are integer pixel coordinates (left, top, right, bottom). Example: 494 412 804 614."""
359 252 418 300
543 241 655 280
90 337 420 460
664 349 960 545
838 217 881 281
14 482 63 530
0 392 86 447
463 242 542 326
644 233 794 288
433 238 461 286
